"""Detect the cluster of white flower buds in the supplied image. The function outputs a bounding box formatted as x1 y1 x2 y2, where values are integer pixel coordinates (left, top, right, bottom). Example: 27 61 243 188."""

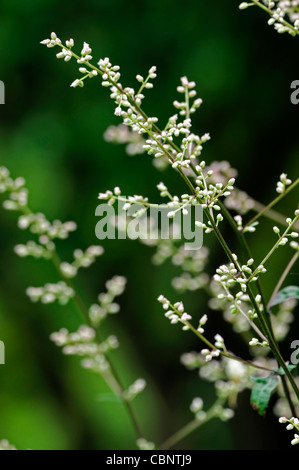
136 438 155 450
180 351 205 370
290 236 299 251
103 124 146 156
234 215 259 234
26 281 75 305
70 41 97 87
279 416 299 445
197 314 208 334
40 32 63 49
158 297 227 361
50 325 118 373
135 76 208 170
60 245 104 278
0 166 77 248
211 281 258 335
216 376 247 399
122 378 147 401
40 33 99 88
10 207 76 261
189 397 206 421
181 349 254 414
190 394 234 422
18 213 77 242
174 76 203 115
225 189 255 215
206 160 238 185
212 355 248 384
97 58 158 127
51 320 146 404
42 36 213 174
71 70 97 88
135 66 157 98
0 439 17 450
239 1 299 36
213 256 265 296
157 295 192 330
166 193 197 219
50 325 96 346
187 161 236 228
249 337 269 347
171 246 210 292
0 166 28 210
89 275 127 327
276 172 292 193
193 353 253 403
217 407 235 422
200 345 222 363
211 258 271 342
190 387 235 423
98 187 149 210
14 240 53 259
272 214 299 247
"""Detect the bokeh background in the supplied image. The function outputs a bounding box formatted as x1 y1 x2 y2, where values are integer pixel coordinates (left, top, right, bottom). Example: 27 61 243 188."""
0 0 298 450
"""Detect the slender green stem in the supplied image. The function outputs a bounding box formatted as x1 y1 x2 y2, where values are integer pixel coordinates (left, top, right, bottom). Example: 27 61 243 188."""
281 375 297 417
267 251 299 309
217 202 299 414
16 204 144 440
173 167 299 406
218 201 269 306
209 206 299 406
51 250 144 439
159 398 225 450
242 178 299 233
250 0 299 36
248 214 299 282
251 198 299 230
169 302 272 372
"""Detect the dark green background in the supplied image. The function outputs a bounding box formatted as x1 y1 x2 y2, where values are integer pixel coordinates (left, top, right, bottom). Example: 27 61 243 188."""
0 0 298 450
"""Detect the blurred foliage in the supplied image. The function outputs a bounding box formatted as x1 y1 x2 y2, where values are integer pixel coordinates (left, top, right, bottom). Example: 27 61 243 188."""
0 0 298 450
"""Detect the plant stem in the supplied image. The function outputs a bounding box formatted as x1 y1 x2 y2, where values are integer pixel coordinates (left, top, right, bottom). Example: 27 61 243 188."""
169 303 272 372
53 41 299 406
159 398 225 450
281 375 297 417
267 251 299 309
217 203 299 414
248 213 299 282
242 178 299 233
251 198 299 230
16 204 144 440
250 0 299 36
129 98 299 407
50 250 144 439
218 200 270 316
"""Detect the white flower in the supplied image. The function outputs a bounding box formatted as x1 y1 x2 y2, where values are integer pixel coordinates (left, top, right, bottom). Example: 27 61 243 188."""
190 397 203 413
291 434 299 445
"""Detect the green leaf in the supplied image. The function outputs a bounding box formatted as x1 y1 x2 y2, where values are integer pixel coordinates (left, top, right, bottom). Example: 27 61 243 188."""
250 373 279 416
269 286 299 308
273 364 297 376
